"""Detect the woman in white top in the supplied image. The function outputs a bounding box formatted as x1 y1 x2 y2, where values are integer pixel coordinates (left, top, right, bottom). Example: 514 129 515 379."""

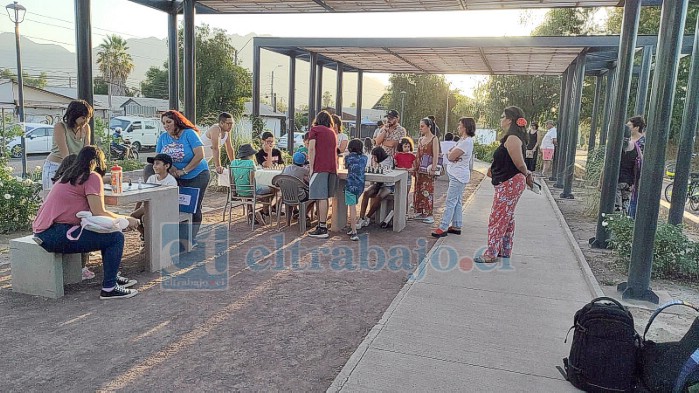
42 100 92 190
432 117 475 238
202 112 235 174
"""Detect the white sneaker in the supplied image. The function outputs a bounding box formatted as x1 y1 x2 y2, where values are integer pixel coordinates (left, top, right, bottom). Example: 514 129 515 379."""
422 216 435 224
356 217 368 229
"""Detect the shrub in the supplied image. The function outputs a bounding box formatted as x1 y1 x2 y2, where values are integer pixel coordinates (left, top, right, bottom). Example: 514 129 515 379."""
0 161 42 233
473 141 498 163
603 213 699 280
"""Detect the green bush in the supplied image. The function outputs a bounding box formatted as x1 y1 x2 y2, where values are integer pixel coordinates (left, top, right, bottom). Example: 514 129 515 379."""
0 160 42 233
109 159 144 172
603 213 699 280
584 147 605 187
473 141 499 163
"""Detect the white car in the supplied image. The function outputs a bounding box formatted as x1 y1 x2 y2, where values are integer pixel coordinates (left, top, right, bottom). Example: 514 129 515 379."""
109 116 164 151
278 132 305 151
8 123 55 158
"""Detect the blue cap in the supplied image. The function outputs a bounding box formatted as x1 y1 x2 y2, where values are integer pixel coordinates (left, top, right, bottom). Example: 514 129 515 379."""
293 151 307 165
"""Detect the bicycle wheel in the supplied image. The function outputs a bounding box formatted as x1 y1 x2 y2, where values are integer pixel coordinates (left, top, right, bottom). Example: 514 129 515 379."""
664 182 673 203
690 187 699 211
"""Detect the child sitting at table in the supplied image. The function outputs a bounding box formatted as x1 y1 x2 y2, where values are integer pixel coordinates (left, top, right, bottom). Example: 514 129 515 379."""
131 153 177 239
231 143 274 224
345 139 368 241
281 151 310 183
357 146 394 229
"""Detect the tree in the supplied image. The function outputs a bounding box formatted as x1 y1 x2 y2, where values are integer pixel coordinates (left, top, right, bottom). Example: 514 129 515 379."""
0 69 48 89
96 35 134 97
322 91 333 108
477 8 600 137
93 77 108 95
140 65 169 99
385 74 457 138
178 24 252 120
605 5 699 143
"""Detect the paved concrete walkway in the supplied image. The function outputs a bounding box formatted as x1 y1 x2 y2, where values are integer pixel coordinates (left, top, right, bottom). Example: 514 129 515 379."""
330 166 597 392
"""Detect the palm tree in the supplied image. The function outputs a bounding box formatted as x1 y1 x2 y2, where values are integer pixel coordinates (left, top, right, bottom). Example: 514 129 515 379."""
96 35 134 98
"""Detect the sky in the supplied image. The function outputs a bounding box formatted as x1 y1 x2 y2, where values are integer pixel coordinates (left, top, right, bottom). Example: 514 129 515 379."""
0 0 556 95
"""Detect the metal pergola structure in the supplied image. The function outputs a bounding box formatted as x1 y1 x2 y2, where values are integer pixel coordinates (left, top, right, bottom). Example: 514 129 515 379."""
68 0 694 304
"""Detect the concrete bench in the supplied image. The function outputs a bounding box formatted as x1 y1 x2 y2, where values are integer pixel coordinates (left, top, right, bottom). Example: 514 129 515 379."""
9 235 82 299
377 193 395 224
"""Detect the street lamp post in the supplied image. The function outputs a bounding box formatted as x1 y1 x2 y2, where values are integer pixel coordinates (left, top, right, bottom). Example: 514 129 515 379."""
400 90 406 121
6 1 26 178
270 64 282 112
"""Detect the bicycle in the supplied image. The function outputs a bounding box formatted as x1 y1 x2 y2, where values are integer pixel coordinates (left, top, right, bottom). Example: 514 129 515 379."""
664 173 699 211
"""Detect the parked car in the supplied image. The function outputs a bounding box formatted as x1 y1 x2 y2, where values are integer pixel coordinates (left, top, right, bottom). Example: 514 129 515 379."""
8 123 54 158
109 116 164 151
278 132 305 151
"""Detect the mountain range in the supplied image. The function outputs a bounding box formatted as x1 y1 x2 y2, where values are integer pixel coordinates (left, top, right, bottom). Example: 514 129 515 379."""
0 32 386 108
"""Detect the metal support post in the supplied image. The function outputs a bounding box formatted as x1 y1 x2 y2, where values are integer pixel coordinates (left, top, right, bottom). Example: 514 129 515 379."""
315 63 323 111
600 67 617 147
549 69 568 182
183 0 195 122
592 0 641 249
74 0 93 141
335 63 343 115
167 9 178 111
355 71 363 139
308 52 318 120
287 55 296 151
620 0 689 304
554 66 575 188
252 42 261 118
635 45 653 116
562 53 587 199
588 75 603 152
668 17 699 225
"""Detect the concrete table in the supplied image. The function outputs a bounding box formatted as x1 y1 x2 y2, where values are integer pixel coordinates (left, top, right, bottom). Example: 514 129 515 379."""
104 183 179 272
331 169 409 232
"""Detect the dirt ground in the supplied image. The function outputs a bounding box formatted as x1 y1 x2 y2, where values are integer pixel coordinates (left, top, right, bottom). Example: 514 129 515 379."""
548 181 699 343
0 171 483 391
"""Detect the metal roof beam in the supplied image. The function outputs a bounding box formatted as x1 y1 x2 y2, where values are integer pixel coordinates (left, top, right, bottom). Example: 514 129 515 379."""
478 48 494 75
312 0 335 12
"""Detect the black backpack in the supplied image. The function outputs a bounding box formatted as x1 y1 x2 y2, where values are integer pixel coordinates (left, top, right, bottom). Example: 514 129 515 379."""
640 300 699 393
560 297 641 392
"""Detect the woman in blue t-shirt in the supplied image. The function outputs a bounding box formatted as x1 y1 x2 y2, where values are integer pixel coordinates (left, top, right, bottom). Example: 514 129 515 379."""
157 110 209 242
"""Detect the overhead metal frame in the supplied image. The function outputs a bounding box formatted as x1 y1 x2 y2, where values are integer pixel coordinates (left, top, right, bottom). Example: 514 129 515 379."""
126 0 663 14
254 35 694 77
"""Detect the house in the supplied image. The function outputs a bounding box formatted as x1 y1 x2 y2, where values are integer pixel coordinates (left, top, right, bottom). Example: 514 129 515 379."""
235 101 286 140
43 87 171 118
0 79 109 124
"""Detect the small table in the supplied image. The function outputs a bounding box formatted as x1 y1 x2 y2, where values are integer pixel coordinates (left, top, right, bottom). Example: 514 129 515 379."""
104 184 179 273
331 169 409 233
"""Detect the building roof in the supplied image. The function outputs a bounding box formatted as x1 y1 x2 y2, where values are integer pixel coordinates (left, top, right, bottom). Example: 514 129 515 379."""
256 35 696 76
127 0 662 14
243 101 286 118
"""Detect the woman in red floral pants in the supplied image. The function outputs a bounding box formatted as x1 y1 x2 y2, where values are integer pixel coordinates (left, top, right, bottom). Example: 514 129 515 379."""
475 106 534 264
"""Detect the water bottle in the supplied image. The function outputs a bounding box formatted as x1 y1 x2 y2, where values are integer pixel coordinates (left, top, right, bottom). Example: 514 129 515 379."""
111 164 123 194
137 177 143 190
